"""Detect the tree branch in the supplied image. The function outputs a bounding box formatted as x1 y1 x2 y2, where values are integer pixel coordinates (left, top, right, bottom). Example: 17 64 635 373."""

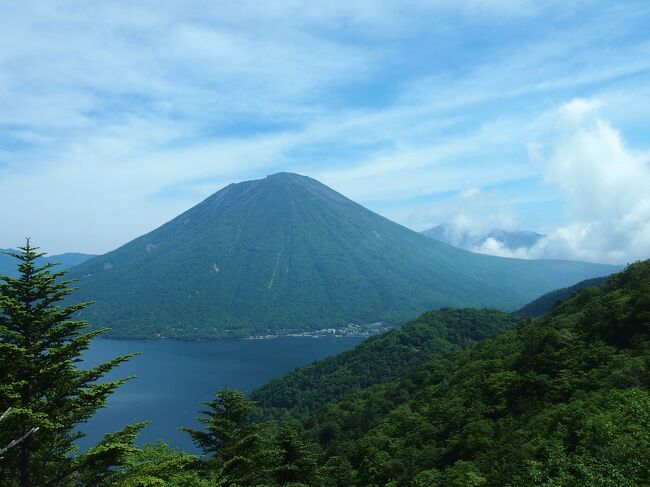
0 408 40 460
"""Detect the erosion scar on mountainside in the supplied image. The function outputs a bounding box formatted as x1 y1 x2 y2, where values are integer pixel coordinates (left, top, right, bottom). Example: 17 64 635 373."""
268 251 282 290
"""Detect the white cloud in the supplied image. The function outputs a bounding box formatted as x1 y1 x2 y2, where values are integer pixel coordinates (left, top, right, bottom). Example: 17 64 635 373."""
392 186 521 238
470 237 534 259
1 1 650 260
407 98 650 265
460 187 481 199
525 99 650 264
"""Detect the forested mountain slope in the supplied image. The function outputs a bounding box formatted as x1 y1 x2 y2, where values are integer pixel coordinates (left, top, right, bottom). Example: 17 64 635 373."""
252 308 518 417
66 173 618 338
41 261 648 486
516 275 609 317
296 261 650 486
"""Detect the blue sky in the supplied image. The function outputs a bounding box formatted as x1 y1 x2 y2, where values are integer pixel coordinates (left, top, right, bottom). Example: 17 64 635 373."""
1 1 650 264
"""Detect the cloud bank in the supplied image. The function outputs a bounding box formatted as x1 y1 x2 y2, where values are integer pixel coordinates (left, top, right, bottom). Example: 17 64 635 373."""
437 99 650 264
528 99 650 263
0 1 649 264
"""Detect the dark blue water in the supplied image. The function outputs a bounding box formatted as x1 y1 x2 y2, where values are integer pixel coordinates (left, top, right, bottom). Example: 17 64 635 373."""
79 337 363 451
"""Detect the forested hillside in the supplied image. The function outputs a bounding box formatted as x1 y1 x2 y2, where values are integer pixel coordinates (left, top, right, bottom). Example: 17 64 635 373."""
515 275 609 317
67 173 618 339
252 308 518 417
295 260 650 485
2 242 648 486
99 260 650 486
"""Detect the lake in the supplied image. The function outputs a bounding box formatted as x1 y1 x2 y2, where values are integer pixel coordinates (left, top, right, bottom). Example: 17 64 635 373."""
79 336 364 452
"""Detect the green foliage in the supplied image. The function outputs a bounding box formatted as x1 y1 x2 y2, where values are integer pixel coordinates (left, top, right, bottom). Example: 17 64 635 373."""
272 423 320 485
0 249 94 279
3 249 644 485
65 173 618 339
252 308 518 417
179 388 322 486
76 423 147 487
515 276 608 317
182 388 258 459
290 260 650 486
0 241 142 486
143 262 647 484
110 441 211 487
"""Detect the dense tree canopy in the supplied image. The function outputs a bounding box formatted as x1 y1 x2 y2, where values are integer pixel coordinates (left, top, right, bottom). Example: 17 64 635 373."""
111 261 650 485
294 261 650 485
2 242 647 486
252 308 518 417
515 275 608 317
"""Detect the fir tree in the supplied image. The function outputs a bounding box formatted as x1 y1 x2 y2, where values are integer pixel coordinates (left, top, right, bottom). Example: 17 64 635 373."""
0 240 144 487
182 387 257 460
183 388 273 484
272 422 319 485
183 388 323 486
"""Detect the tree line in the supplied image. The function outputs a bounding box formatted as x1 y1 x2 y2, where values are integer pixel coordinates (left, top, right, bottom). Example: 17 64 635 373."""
2 241 649 486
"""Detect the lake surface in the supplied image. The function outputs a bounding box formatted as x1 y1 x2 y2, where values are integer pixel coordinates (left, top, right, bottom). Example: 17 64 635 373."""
79 336 364 451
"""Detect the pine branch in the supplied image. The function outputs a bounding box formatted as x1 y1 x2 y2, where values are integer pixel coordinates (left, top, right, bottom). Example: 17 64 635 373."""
0 408 40 460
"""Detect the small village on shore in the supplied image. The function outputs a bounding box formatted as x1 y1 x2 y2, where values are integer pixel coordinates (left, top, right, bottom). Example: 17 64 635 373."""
246 321 394 339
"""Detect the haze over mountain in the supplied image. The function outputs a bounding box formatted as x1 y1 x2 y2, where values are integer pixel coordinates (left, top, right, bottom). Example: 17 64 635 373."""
0 249 95 278
67 173 619 338
423 224 544 256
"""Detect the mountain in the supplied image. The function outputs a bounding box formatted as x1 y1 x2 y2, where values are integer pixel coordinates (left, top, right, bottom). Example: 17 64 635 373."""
252 308 518 417
423 224 544 253
0 249 96 278
292 260 650 485
515 275 609 317
66 172 619 338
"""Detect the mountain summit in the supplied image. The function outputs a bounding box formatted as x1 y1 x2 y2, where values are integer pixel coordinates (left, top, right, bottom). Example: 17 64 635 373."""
68 173 618 338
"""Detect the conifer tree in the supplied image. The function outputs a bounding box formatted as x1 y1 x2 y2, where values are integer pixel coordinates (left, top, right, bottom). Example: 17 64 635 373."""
183 388 277 484
184 388 324 486
182 387 257 459
272 422 319 485
0 240 144 487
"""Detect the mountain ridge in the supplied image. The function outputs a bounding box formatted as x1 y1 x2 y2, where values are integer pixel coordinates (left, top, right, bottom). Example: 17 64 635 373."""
423 224 545 253
0 249 96 278
65 172 620 338
252 307 519 417
290 260 650 485
515 275 609 317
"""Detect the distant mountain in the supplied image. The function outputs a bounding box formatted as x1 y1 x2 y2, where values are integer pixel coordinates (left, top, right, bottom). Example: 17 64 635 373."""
67 173 619 339
423 224 544 253
0 249 96 278
515 275 609 317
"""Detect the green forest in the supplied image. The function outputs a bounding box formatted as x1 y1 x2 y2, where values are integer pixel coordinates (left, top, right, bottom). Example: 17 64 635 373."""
514 276 609 318
64 173 618 339
251 308 519 417
1 244 649 486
